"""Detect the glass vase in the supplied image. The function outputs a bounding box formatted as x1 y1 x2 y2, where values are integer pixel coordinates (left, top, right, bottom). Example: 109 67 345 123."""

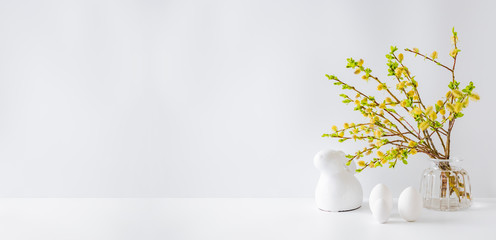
419 159 471 211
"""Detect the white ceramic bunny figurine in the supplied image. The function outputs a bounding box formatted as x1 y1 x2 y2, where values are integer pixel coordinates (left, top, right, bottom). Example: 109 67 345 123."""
314 149 363 212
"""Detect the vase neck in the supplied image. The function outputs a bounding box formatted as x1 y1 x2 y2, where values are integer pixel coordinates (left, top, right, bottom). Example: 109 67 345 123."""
429 158 462 169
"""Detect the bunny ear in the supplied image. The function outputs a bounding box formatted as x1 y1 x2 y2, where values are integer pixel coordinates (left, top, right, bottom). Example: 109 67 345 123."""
337 150 347 163
336 150 356 174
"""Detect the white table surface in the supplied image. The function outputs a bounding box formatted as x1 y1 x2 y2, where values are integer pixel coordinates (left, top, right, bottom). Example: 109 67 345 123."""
0 198 493 240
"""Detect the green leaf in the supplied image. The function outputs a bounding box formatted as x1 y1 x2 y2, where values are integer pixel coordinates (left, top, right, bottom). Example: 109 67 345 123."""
346 58 357 68
462 81 475 93
402 159 408 165
326 74 337 80
390 46 398 53
448 81 460 90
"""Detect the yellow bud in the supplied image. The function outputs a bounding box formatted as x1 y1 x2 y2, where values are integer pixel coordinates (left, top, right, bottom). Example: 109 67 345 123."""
419 121 429 131
449 49 458 58
413 48 419 54
381 158 388 164
425 106 434 115
470 93 480 101
413 107 422 115
358 59 364 66
413 95 419 101
440 109 446 115
452 89 463 98
446 103 455 113
352 135 358 140
375 141 382 147
377 150 384 158
366 150 372 155
374 130 382 138
429 111 437 120
400 100 407 107
355 93 361 99
446 91 452 98
408 141 416 147
379 103 386 109
431 51 438 60
377 84 384 91
379 110 384 116
369 162 375 168
451 35 459 44
395 67 403 77
353 128 359 134
463 98 469 107
410 149 417 155
355 100 360 105
398 53 404 62
361 75 369 80
407 90 415 97
350 123 355 127
357 161 366 167
385 97 392 103
344 123 349 128
338 131 344 137
397 82 405 90
354 69 361 74
360 125 366 130
436 100 444 107
454 102 463 113
409 108 418 116
332 125 338 132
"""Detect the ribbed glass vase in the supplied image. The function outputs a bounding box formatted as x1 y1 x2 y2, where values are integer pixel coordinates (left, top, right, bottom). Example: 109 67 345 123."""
419 159 471 211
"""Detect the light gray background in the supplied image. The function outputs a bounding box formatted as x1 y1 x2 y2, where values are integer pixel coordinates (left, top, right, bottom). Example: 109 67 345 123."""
0 0 494 198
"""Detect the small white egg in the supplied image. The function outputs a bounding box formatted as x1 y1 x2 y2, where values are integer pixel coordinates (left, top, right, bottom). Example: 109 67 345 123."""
371 198 391 224
398 186 423 222
369 183 393 211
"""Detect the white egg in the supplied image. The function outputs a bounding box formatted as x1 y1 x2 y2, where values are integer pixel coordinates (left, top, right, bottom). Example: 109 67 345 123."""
371 198 390 224
369 183 393 211
398 186 422 222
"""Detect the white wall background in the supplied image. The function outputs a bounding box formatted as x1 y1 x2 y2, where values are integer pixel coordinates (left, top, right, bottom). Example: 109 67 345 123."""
0 0 494 198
